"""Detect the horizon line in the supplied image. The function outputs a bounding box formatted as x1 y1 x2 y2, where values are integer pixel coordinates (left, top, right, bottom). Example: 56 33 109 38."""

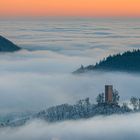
0 15 140 20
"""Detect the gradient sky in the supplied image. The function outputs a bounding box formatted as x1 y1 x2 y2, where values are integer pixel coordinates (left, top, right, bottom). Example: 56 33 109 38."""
0 0 140 17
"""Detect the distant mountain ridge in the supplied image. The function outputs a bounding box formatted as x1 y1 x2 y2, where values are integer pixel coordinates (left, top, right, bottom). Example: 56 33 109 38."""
74 50 140 73
0 35 21 52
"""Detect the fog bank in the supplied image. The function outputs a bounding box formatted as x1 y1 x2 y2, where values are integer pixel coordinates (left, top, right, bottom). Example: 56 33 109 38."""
0 113 140 140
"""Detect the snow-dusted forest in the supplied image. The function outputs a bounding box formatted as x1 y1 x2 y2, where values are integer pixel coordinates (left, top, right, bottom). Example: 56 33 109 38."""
1 88 140 127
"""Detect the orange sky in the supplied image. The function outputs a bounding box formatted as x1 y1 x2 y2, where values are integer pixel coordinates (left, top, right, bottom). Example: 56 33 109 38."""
0 0 140 17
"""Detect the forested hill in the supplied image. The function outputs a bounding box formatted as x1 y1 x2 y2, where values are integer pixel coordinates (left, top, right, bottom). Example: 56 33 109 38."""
2 90 140 127
0 35 21 52
74 50 140 73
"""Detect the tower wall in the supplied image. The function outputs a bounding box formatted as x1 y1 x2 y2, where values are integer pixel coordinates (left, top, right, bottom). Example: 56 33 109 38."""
105 85 113 103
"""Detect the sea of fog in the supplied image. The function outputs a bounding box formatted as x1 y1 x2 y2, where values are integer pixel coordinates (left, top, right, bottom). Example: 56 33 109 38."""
0 18 140 140
0 18 140 114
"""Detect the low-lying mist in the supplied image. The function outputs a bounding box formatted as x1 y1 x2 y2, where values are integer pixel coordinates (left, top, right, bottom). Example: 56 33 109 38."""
0 51 140 113
0 18 140 140
0 50 140 114
0 113 140 140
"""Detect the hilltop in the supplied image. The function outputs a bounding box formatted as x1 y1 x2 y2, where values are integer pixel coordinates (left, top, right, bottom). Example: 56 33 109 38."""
1 85 139 127
0 35 21 52
74 50 140 73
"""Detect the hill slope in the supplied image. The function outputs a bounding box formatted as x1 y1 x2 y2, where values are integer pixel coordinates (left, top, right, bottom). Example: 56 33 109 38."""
0 98 131 127
74 50 140 73
0 36 21 52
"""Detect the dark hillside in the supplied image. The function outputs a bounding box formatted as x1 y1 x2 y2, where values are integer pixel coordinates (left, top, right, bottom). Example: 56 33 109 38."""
74 50 140 73
0 35 21 52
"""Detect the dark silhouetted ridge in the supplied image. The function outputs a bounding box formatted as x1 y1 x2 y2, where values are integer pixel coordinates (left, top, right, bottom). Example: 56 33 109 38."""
0 35 21 52
74 50 140 73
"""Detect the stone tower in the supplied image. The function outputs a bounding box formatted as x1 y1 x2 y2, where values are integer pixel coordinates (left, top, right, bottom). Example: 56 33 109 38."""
105 85 113 103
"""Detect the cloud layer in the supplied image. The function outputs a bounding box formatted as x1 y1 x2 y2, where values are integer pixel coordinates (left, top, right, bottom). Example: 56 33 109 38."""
0 18 140 140
0 50 140 114
1 113 140 140
0 18 140 114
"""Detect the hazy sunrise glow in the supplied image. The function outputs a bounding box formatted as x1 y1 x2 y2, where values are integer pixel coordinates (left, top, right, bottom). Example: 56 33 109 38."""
0 0 140 17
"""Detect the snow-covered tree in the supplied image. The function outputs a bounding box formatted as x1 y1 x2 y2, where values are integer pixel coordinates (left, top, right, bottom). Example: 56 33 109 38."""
138 98 140 111
113 89 120 105
96 93 104 104
130 97 139 111
122 103 130 112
